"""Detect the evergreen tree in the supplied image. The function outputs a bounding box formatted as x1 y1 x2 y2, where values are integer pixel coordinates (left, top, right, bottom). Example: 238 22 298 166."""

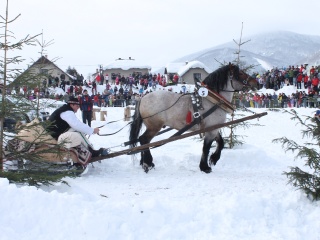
0 0 82 187
273 109 320 201
66 66 79 78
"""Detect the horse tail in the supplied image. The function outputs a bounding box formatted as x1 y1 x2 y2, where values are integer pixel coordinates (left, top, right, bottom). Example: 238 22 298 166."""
129 99 143 148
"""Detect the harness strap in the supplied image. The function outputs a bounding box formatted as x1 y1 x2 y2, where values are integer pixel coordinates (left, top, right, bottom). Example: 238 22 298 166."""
170 103 221 138
191 93 201 125
124 102 222 148
200 82 234 113
137 103 222 153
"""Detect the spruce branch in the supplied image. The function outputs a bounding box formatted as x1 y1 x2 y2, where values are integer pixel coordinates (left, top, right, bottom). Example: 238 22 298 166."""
274 110 320 200
0 0 81 187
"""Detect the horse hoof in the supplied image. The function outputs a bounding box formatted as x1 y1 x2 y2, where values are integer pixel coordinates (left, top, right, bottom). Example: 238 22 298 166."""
142 163 155 173
200 167 212 174
143 164 149 173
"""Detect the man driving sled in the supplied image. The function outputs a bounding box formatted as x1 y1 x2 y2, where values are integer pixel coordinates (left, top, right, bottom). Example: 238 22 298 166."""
48 96 108 166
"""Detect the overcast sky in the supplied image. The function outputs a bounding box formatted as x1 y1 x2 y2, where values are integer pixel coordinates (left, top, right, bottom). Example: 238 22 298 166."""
2 0 320 78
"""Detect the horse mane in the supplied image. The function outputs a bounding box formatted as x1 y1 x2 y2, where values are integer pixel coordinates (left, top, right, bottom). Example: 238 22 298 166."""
202 64 240 93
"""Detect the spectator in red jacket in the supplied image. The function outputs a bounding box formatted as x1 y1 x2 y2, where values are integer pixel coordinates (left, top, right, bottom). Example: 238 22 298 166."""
173 74 179 85
79 89 93 127
310 66 316 78
303 74 309 89
296 73 303 89
95 74 101 84
312 75 319 92
93 94 99 106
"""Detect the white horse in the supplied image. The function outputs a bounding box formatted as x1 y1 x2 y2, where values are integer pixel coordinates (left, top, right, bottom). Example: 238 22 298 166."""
129 64 257 173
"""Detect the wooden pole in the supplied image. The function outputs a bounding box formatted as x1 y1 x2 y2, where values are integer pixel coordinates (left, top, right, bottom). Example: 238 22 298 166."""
89 112 268 163
124 107 131 121
100 110 107 121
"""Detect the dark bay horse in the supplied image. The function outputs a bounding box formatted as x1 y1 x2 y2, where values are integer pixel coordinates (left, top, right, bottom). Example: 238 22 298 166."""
129 64 257 173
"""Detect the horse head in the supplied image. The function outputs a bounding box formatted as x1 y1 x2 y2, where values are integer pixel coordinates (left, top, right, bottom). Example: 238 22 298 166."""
238 71 258 91
228 63 258 91
202 63 257 93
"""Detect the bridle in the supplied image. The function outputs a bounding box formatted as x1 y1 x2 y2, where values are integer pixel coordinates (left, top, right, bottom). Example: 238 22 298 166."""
201 64 254 94
226 67 252 92
239 70 253 87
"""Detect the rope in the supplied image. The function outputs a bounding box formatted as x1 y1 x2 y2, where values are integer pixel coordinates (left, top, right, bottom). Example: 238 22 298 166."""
96 117 129 129
98 122 132 136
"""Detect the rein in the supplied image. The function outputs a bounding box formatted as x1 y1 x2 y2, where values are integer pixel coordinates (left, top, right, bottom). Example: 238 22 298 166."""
98 121 132 136
97 118 125 128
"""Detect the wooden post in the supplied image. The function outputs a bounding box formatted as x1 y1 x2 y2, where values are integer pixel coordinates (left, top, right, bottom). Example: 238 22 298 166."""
100 110 107 121
92 108 100 121
124 106 131 121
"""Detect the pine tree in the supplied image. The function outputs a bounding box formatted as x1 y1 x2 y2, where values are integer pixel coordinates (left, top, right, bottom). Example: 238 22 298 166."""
66 66 78 78
273 109 320 201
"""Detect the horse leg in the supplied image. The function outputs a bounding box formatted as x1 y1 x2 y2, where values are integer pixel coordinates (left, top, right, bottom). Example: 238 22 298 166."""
199 137 214 173
209 132 224 166
138 128 160 173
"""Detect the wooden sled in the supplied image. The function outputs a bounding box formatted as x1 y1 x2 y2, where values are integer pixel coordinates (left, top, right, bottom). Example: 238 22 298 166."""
6 119 91 168
32 145 80 164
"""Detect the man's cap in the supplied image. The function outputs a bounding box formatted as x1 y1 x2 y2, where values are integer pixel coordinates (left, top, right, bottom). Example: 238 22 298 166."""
68 96 79 105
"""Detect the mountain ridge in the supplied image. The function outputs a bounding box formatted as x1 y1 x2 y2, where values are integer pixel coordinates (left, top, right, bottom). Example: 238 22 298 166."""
175 31 320 73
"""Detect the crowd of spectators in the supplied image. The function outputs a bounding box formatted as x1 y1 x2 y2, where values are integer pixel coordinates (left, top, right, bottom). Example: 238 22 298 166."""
233 90 320 109
51 71 180 107
254 64 320 91
235 64 320 108
4 64 320 109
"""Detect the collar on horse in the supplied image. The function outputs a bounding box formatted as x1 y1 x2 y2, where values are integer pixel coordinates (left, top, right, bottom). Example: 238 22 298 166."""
181 77 235 138
194 79 235 114
199 84 235 114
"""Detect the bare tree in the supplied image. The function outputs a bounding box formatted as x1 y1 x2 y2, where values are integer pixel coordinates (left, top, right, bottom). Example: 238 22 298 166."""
222 22 260 148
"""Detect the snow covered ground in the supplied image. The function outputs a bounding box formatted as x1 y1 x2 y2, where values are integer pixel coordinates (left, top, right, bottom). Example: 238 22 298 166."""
1 94 320 239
